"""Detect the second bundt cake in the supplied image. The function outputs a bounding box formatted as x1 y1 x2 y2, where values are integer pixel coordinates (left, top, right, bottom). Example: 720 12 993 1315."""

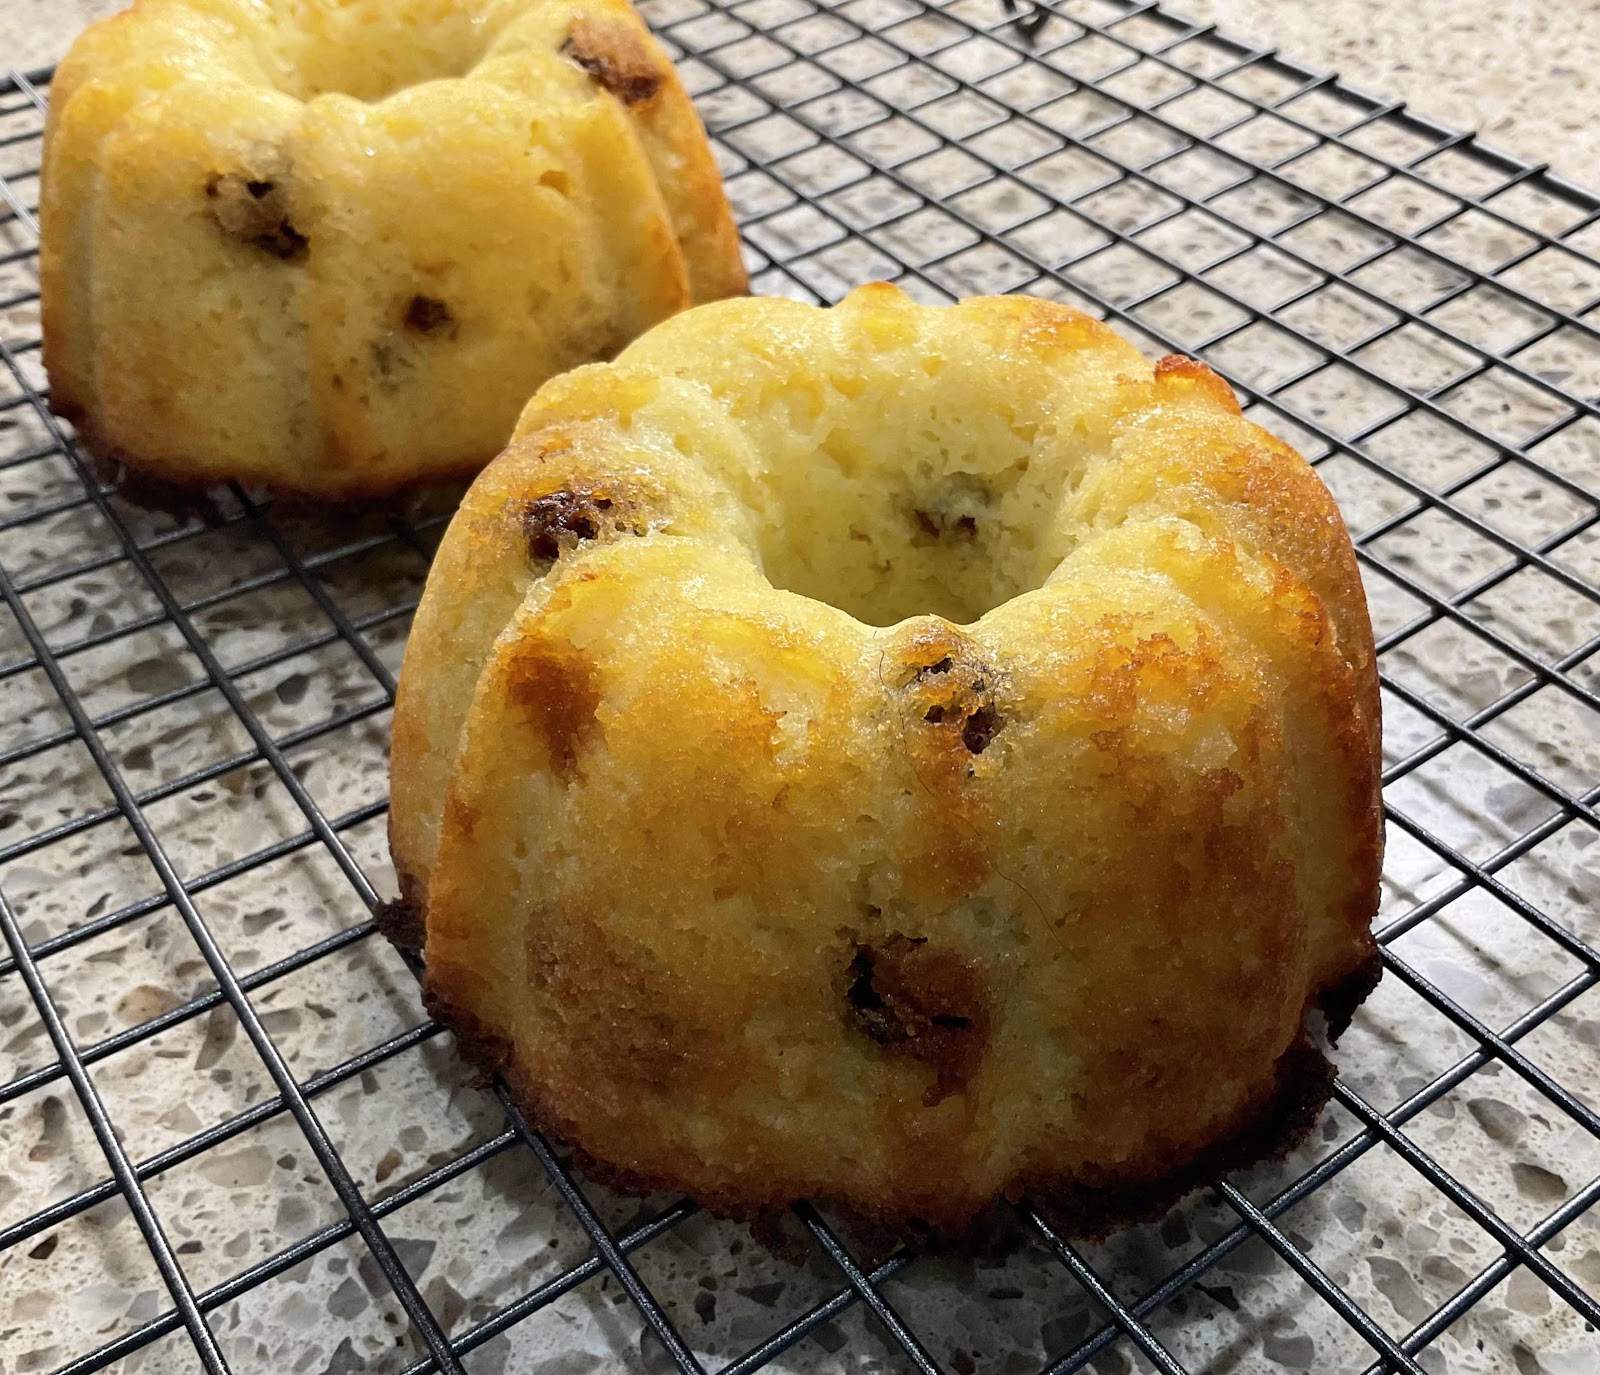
40 0 746 498
388 284 1383 1236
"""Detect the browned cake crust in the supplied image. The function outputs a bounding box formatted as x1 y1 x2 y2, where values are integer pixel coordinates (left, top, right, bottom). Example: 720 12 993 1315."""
379 887 1380 1243
386 286 1384 1240
56 399 491 509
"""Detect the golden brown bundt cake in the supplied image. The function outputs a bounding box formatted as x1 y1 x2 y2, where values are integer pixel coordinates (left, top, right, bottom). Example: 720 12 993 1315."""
387 284 1383 1237
40 0 746 498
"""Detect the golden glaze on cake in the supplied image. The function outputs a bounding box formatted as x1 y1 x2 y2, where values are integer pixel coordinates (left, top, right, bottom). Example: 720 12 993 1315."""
41 0 746 498
388 285 1383 1236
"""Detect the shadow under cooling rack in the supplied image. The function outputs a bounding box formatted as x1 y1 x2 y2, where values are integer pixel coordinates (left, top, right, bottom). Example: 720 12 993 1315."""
1 0 1599 1372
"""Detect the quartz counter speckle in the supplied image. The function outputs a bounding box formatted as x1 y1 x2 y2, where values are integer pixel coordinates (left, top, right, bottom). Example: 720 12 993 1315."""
1181 0 1597 188
2 2 1599 1374
5 0 1595 185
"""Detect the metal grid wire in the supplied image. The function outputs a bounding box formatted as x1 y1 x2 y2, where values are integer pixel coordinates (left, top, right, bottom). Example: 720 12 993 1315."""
0 0 1598 1369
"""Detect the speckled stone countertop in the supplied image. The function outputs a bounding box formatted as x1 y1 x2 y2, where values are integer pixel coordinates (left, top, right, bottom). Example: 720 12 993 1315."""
1 1 1599 1374
6 0 1597 184
1177 0 1597 188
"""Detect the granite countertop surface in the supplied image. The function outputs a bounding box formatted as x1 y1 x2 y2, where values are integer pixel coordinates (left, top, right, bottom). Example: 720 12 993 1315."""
1 2 1598 1374
5 0 1597 184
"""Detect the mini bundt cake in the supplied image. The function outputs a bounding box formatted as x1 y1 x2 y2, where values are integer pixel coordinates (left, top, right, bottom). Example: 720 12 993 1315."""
40 0 746 498
387 284 1383 1236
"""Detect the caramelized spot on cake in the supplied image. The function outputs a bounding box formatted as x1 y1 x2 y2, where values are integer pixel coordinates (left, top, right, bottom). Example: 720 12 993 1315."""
1153 352 1242 412
561 16 664 105
845 934 989 1105
205 172 307 261
959 703 1002 755
404 295 456 336
504 641 599 780
514 487 648 563
907 648 1006 756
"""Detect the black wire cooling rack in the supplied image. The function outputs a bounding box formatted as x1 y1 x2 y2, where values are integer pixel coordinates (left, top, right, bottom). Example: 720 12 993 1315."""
2 0 1599 1370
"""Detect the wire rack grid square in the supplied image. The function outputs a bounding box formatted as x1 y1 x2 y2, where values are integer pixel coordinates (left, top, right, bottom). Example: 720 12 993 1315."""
1 0 1599 1371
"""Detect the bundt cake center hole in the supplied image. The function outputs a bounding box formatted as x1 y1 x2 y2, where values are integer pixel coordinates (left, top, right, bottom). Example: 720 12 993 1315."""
755 448 1064 627
269 4 501 103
